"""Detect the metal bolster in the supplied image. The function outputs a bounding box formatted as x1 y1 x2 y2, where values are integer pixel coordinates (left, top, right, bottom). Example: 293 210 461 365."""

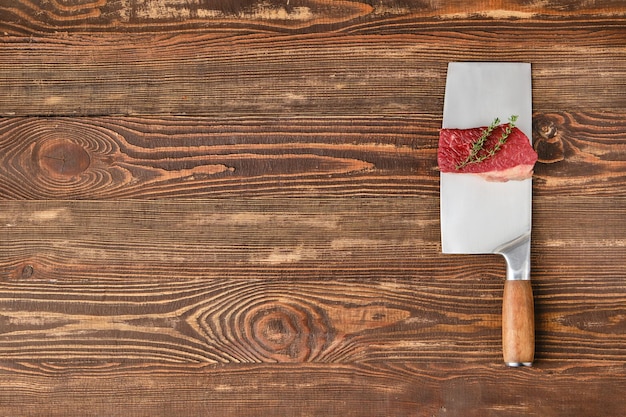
494 233 531 281
506 362 533 367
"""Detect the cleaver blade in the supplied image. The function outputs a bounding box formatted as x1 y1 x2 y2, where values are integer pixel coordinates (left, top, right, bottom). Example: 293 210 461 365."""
440 62 535 366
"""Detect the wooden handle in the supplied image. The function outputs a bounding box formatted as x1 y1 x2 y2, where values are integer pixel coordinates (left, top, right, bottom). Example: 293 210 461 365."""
502 280 535 366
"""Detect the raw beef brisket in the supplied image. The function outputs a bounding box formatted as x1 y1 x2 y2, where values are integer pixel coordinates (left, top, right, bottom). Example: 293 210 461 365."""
438 124 538 182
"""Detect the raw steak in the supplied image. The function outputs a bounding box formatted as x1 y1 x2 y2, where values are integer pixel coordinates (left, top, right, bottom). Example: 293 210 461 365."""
438 124 538 182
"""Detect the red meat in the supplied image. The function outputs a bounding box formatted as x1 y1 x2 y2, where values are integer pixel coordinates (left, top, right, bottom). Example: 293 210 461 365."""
438 124 538 182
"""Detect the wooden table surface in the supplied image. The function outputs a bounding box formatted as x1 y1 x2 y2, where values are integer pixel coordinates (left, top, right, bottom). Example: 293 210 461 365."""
1 1 625 416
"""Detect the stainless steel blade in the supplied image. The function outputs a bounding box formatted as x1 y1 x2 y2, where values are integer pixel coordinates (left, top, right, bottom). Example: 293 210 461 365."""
440 62 533 256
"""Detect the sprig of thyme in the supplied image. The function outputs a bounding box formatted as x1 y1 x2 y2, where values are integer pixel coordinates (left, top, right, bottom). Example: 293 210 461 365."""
455 115 518 169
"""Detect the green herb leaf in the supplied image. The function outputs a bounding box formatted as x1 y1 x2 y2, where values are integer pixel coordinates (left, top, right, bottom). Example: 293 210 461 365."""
455 115 518 169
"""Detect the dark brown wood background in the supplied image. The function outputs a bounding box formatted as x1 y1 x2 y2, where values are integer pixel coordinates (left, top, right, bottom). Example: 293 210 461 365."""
1 1 625 416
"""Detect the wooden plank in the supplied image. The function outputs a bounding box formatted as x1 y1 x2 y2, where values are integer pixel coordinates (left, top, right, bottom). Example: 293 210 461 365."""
2 0 625 34
0 198 624 364
0 111 624 199
0 362 625 417
0 114 433 198
0 24 624 116
1 267 624 364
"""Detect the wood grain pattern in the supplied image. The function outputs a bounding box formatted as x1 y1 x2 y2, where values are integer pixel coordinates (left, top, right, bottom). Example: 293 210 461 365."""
1 197 625 414
2 0 625 34
0 115 430 198
0 18 625 116
0 111 624 199
1 1 625 416
1 360 624 417
0 198 624 364
0 363 625 417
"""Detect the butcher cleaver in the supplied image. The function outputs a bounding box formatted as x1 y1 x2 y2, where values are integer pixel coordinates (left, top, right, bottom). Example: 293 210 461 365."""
440 62 535 366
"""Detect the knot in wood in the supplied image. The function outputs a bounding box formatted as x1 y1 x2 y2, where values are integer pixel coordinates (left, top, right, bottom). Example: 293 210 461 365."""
21 264 34 279
8 262 37 280
37 139 91 179
534 116 558 141
244 302 328 362
252 307 299 351
532 115 564 163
